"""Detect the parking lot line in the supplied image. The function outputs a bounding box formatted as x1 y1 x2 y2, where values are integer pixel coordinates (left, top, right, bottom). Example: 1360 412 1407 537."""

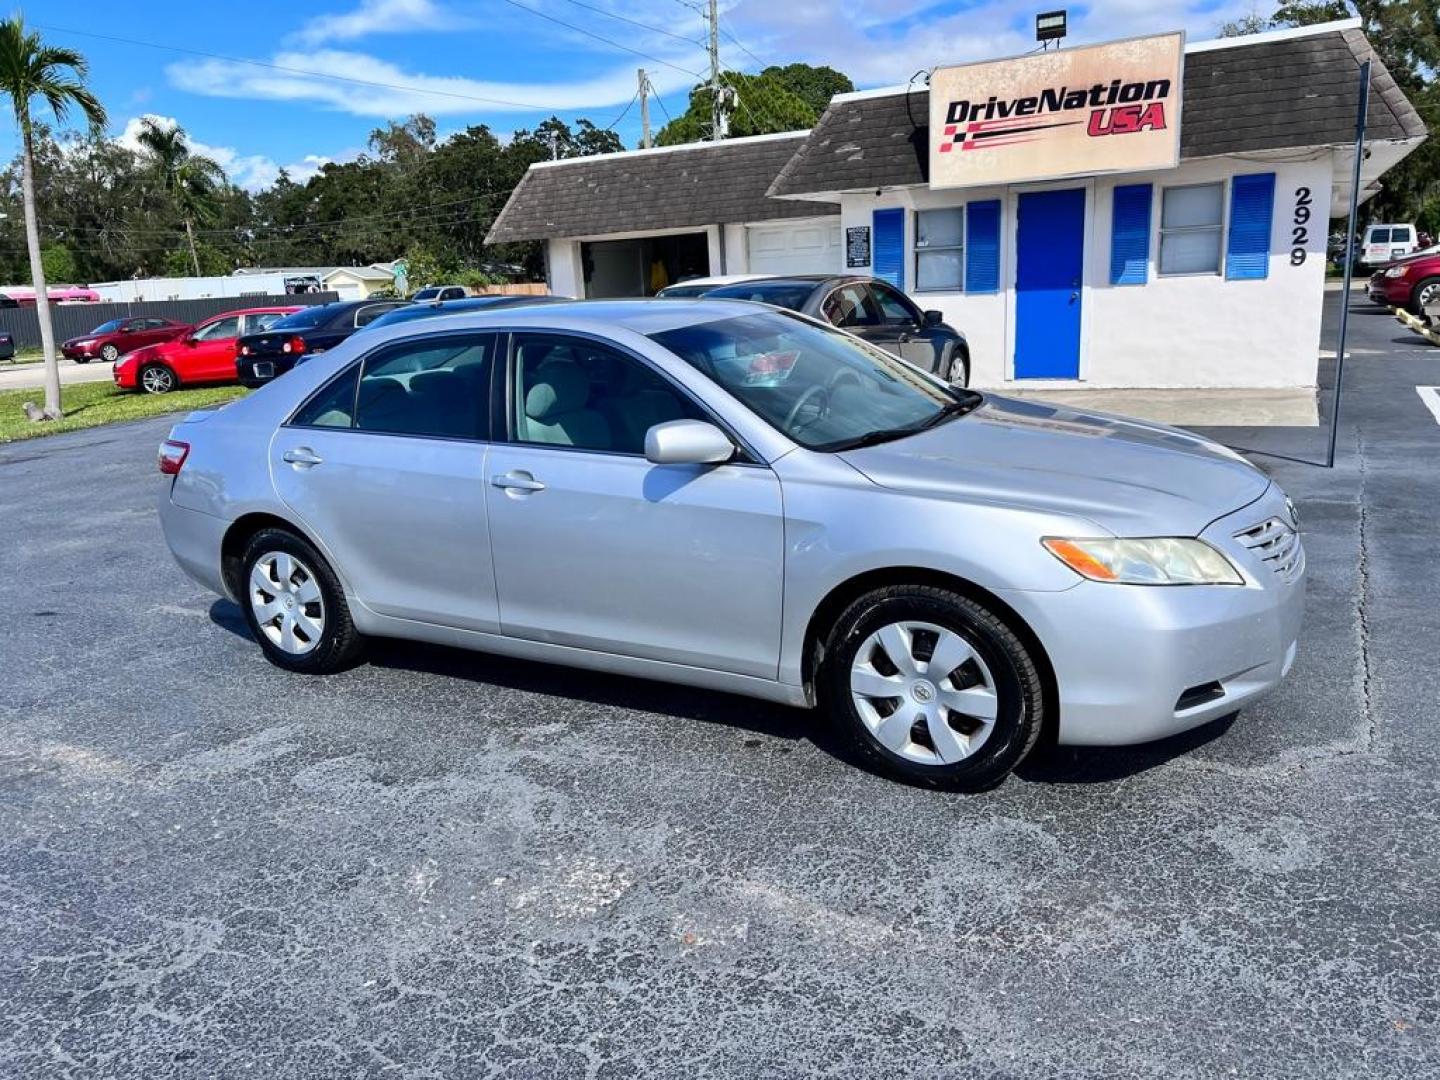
1416 386 1440 425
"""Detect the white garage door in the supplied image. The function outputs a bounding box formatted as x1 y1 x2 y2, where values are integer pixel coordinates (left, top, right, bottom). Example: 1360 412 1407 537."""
746 218 842 276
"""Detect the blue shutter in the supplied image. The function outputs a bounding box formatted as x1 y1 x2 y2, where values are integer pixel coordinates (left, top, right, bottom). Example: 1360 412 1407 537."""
1109 184 1152 286
965 200 1001 293
1226 172 1276 281
872 208 903 288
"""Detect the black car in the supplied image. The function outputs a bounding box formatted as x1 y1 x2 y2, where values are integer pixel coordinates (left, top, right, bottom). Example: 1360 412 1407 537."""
698 275 970 386
0 330 13 360
359 294 570 333
235 299 411 387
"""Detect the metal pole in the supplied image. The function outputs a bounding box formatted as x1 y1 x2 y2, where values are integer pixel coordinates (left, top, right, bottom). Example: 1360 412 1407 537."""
1327 58 1370 469
639 68 652 149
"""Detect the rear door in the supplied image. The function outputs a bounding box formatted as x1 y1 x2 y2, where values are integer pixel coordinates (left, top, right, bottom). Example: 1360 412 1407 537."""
269 332 500 631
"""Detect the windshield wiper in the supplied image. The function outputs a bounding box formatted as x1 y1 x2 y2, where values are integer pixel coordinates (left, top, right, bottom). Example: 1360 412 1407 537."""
917 392 982 430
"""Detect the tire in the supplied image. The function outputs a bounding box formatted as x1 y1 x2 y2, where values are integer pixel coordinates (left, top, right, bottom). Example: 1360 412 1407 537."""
138 363 176 394
946 346 970 388
238 528 365 674
73 356 89 365
819 585 1044 791
1410 277 1440 316
100 344 119 363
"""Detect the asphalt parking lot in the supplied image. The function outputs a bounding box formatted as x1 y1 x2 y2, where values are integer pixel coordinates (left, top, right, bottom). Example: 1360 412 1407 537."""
2 293 1437 1078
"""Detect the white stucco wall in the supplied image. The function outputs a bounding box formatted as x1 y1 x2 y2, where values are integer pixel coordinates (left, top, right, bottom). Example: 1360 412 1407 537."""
837 153 1334 390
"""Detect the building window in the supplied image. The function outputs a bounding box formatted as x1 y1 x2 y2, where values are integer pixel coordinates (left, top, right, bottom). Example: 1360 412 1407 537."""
1159 183 1224 275
915 208 964 292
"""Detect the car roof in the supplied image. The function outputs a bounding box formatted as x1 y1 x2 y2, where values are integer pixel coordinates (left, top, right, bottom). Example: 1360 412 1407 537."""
362 298 785 337
209 305 303 317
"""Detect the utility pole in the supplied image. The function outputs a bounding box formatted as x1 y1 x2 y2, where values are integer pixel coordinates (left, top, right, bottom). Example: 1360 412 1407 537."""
706 0 725 140
639 68 652 149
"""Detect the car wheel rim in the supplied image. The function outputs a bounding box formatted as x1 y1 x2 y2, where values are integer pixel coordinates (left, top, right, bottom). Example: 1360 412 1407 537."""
1421 283 1439 307
850 620 999 766
101 345 118 361
142 368 172 393
249 551 325 656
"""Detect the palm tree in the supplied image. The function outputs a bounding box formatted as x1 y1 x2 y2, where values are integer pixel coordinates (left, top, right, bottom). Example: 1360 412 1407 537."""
0 17 105 419
133 117 225 276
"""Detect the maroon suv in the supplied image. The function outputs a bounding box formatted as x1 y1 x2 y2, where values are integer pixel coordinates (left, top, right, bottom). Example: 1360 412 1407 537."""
1368 248 1440 314
61 316 192 363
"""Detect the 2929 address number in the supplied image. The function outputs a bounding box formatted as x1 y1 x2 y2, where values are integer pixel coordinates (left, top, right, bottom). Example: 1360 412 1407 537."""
1291 187 1311 266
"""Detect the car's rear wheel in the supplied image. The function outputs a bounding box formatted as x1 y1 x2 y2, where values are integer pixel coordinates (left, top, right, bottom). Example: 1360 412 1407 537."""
820 585 1044 790
239 528 364 674
100 344 119 362
139 363 176 394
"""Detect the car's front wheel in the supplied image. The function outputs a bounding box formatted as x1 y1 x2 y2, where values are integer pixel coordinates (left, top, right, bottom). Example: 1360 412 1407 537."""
139 363 176 394
820 585 1044 790
100 344 120 362
1411 277 1440 317
73 355 89 365
239 528 365 673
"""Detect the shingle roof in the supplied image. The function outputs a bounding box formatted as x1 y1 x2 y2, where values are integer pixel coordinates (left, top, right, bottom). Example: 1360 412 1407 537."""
768 26 1427 198
486 132 836 243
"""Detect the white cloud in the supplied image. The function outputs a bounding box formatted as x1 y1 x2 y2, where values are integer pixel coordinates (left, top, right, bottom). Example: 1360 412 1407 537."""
116 114 347 191
166 48 699 118
292 0 463 46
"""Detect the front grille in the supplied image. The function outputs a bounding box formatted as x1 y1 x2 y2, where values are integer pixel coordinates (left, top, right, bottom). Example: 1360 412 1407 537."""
1234 517 1304 582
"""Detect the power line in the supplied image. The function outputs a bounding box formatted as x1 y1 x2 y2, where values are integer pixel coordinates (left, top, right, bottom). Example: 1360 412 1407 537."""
493 0 705 79
601 89 642 132
552 0 705 50
32 23 579 112
717 20 767 70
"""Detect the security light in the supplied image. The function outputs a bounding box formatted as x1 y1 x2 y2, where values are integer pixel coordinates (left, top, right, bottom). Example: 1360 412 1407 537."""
1036 10 1067 43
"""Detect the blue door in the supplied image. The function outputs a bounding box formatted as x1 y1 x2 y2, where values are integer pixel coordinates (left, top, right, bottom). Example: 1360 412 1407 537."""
1015 188 1085 379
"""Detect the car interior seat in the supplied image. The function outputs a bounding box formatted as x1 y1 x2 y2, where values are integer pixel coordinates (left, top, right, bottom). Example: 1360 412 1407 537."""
520 349 611 448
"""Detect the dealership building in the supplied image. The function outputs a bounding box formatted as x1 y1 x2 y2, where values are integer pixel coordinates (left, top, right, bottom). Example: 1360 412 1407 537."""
487 19 1425 414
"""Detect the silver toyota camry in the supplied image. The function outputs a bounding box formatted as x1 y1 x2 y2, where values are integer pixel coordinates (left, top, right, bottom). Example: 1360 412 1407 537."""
158 300 1304 790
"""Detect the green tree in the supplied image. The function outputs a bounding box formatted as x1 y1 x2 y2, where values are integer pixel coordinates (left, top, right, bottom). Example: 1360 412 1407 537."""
133 116 227 276
40 243 73 281
654 63 854 146
0 17 105 419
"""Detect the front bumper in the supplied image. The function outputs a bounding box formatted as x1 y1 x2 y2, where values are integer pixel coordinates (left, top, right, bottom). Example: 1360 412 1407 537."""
1000 485 1305 747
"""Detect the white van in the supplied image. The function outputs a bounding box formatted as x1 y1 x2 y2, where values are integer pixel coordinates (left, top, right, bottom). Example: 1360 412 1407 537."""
1361 223 1420 267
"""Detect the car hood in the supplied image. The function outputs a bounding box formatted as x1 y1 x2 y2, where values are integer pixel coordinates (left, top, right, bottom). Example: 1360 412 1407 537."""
838 393 1270 536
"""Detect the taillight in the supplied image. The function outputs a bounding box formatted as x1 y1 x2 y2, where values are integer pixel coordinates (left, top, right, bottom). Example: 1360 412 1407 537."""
281 335 306 355
240 344 251 356
158 439 190 475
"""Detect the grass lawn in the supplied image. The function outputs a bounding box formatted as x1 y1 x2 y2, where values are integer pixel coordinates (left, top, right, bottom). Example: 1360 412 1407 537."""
4 347 44 365
0 381 247 443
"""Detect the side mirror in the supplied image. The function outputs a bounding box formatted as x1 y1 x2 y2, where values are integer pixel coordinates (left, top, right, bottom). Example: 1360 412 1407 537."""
645 419 734 466
923 309 945 327
184 336 198 347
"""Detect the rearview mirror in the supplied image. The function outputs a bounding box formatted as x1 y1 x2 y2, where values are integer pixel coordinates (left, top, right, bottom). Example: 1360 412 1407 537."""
923 309 944 327
645 419 734 466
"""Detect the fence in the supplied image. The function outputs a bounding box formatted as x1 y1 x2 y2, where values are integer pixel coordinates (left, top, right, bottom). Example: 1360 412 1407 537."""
0 293 339 352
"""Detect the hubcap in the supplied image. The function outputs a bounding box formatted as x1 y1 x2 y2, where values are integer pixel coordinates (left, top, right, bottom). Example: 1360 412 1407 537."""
249 551 325 655
1420 283 1439 307
850 620 999 766
142 367 172 393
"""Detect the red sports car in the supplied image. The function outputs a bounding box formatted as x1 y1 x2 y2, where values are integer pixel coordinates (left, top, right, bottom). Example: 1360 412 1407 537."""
61 316 193 363
114 306 301 394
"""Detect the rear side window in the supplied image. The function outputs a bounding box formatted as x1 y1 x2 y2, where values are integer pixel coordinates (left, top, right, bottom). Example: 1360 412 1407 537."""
355 334 493 440
292 366 359 428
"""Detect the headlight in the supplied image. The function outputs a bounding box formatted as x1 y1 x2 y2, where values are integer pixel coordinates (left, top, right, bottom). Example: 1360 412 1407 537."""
1384 265 1409 278
1042 537 1243 585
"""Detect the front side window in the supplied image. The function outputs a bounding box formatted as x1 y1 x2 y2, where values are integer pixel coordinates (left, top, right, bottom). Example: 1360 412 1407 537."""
355 335 492 440
1159 183 1224 275
915 208 964 291
90 319 124 334
511 334 702 455
192 315 241 341
821 284 882 328
649 310 972 451
871 282 921 326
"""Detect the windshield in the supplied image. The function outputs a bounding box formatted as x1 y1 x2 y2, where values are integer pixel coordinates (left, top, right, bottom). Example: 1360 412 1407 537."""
89 319 124 334
648 311 975 450
268 306 337 331
701 281 817 311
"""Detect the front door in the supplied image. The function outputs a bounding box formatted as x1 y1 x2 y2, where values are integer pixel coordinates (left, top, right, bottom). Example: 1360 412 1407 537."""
1015 188 1085 379
184 314 243 381
485 332 785 678
269 333 500 631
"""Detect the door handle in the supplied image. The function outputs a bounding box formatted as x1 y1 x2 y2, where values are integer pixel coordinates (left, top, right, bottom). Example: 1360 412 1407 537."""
492 472 546 493
282 447 323 467
898 332 912 343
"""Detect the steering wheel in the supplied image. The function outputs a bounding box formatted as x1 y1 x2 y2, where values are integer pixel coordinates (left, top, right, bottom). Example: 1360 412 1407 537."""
784 384 830 435
827 368 863 394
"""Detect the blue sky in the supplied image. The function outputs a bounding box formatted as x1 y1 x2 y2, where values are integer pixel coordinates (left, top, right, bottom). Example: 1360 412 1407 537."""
14 0 1265 190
